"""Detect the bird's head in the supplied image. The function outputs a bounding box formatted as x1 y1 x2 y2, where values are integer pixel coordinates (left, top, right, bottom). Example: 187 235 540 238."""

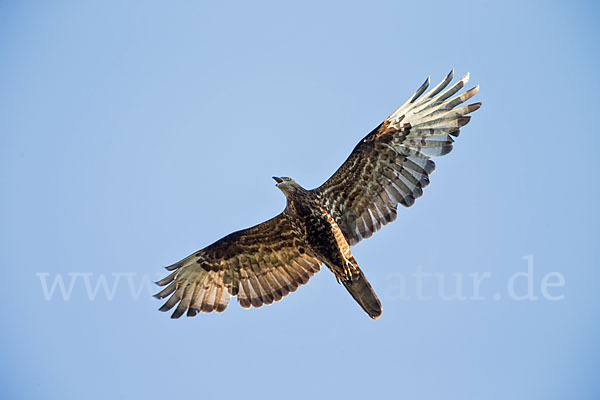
273 176 301 196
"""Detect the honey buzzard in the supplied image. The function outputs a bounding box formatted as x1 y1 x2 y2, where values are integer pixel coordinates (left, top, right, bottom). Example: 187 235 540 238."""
155 70 481 319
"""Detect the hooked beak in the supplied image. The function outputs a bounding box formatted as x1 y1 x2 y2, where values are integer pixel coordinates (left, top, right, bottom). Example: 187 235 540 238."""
272 176 283 184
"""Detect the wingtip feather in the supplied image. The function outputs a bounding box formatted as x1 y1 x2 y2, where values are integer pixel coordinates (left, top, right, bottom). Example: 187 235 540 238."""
468 102 482 113
462 72 470 84
158 303 172 312
457 116 471 127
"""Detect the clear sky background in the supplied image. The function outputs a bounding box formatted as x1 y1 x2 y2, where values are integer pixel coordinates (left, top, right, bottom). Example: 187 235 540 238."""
1 1 599 399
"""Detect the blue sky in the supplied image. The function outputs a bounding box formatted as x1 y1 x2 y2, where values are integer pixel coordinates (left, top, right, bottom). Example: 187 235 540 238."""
1 1 599 399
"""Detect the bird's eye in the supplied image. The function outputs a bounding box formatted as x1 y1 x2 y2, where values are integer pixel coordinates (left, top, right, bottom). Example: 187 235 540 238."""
285 177 291 181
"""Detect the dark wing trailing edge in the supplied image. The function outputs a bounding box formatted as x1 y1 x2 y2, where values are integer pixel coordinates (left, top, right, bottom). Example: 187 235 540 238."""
312 70 481 245
154 213 321 318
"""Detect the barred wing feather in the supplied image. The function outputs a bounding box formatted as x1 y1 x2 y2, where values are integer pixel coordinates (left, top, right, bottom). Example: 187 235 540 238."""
313 70 481 245
154 213 321 318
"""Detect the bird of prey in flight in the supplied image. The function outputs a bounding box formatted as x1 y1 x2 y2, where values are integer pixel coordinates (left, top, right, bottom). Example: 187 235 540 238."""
155 70 481 319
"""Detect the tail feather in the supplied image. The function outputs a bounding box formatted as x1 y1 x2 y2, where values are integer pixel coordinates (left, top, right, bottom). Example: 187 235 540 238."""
341 267 382 319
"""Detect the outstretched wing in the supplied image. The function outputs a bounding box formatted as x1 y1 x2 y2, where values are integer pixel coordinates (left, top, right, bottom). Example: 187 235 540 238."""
154 213 321 318
313 70 481 245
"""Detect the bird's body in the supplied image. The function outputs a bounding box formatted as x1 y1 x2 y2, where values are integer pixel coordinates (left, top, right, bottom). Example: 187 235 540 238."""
277 181 382 317
155 70 481 319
